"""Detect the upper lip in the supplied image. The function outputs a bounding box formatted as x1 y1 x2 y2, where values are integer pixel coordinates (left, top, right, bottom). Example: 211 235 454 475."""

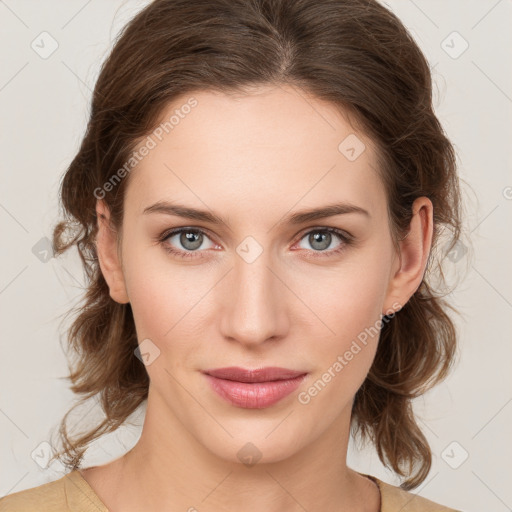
203 366 307 383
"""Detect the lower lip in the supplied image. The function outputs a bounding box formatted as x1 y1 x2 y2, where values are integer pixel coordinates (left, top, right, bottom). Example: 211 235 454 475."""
203 373 307 409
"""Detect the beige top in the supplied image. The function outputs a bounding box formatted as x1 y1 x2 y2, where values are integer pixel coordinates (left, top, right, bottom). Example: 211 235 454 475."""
0 470 461 511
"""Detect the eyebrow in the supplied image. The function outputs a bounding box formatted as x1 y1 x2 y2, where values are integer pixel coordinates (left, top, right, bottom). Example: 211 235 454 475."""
142 200 370 226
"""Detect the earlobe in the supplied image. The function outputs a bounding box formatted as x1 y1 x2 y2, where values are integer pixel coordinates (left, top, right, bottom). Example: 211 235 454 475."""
382 197 433 314
95 200 130 304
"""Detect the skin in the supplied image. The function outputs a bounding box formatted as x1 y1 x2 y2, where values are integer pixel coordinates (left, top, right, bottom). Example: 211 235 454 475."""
82 84 433 512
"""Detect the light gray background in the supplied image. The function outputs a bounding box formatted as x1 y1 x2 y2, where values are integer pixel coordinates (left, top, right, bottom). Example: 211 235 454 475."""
1 1 511 511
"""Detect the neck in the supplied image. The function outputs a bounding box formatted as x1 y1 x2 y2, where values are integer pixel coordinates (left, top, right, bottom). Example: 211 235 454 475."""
87 389 380 512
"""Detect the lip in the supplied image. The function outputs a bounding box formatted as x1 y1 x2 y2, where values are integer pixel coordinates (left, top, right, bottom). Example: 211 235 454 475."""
202 367 308 409
203 366 306 382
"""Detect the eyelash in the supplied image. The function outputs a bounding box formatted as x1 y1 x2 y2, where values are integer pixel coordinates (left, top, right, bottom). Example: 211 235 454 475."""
157 226 354 261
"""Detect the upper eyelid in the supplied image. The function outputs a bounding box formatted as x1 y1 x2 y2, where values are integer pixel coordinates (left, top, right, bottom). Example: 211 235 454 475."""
296 225 352 239
162 226 218 244
162 225 351 248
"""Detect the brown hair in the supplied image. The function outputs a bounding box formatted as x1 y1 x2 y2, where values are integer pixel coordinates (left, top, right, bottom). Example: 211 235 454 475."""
50 0 462 490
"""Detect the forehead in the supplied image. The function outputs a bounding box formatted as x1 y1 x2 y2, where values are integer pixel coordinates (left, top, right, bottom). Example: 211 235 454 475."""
125 85 386 221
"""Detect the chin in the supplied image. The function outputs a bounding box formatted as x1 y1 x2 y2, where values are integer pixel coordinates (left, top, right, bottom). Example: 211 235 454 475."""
196 422 307 467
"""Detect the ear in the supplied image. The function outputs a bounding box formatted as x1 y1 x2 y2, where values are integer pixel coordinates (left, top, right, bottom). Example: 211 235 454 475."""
95 200 130 304
382 197 433 315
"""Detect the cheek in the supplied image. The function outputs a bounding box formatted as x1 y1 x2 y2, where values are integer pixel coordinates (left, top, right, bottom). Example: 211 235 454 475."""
122 223 394 359
295 296 382 418
295 239 394 393
120 233 177 323
301 242 393 342
121 238 218 353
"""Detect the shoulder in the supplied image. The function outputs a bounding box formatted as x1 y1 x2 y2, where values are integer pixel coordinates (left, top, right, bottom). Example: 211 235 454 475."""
0 470 108 512
366 474 462 512
0 473 68 512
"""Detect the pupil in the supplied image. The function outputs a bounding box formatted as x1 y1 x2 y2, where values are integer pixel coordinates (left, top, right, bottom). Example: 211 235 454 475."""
310 231 330 251
181 231 202 250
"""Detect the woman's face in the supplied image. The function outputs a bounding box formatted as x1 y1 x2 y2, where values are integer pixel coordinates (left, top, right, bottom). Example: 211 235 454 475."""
101 84 410 465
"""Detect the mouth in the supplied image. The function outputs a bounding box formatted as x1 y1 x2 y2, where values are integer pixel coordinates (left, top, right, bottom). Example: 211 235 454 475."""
202 366 308 409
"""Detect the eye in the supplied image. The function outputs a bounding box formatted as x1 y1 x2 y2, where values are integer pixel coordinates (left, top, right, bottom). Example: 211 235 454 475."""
294 227 353 256
159 228 217 259
158 226 353 260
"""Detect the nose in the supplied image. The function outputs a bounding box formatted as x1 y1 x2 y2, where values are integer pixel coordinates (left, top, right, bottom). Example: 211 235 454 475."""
219 249 290 348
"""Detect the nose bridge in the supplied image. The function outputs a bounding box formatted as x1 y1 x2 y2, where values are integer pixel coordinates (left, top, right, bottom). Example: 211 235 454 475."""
220 243 287 346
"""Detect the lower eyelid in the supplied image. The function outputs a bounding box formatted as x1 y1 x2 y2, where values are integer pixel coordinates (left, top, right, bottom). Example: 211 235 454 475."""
294 229 351 252
160 227 352 257
163 228 217 251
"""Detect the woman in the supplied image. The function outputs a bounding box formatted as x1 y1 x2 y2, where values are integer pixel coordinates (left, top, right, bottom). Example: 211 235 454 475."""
0 0 463 510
